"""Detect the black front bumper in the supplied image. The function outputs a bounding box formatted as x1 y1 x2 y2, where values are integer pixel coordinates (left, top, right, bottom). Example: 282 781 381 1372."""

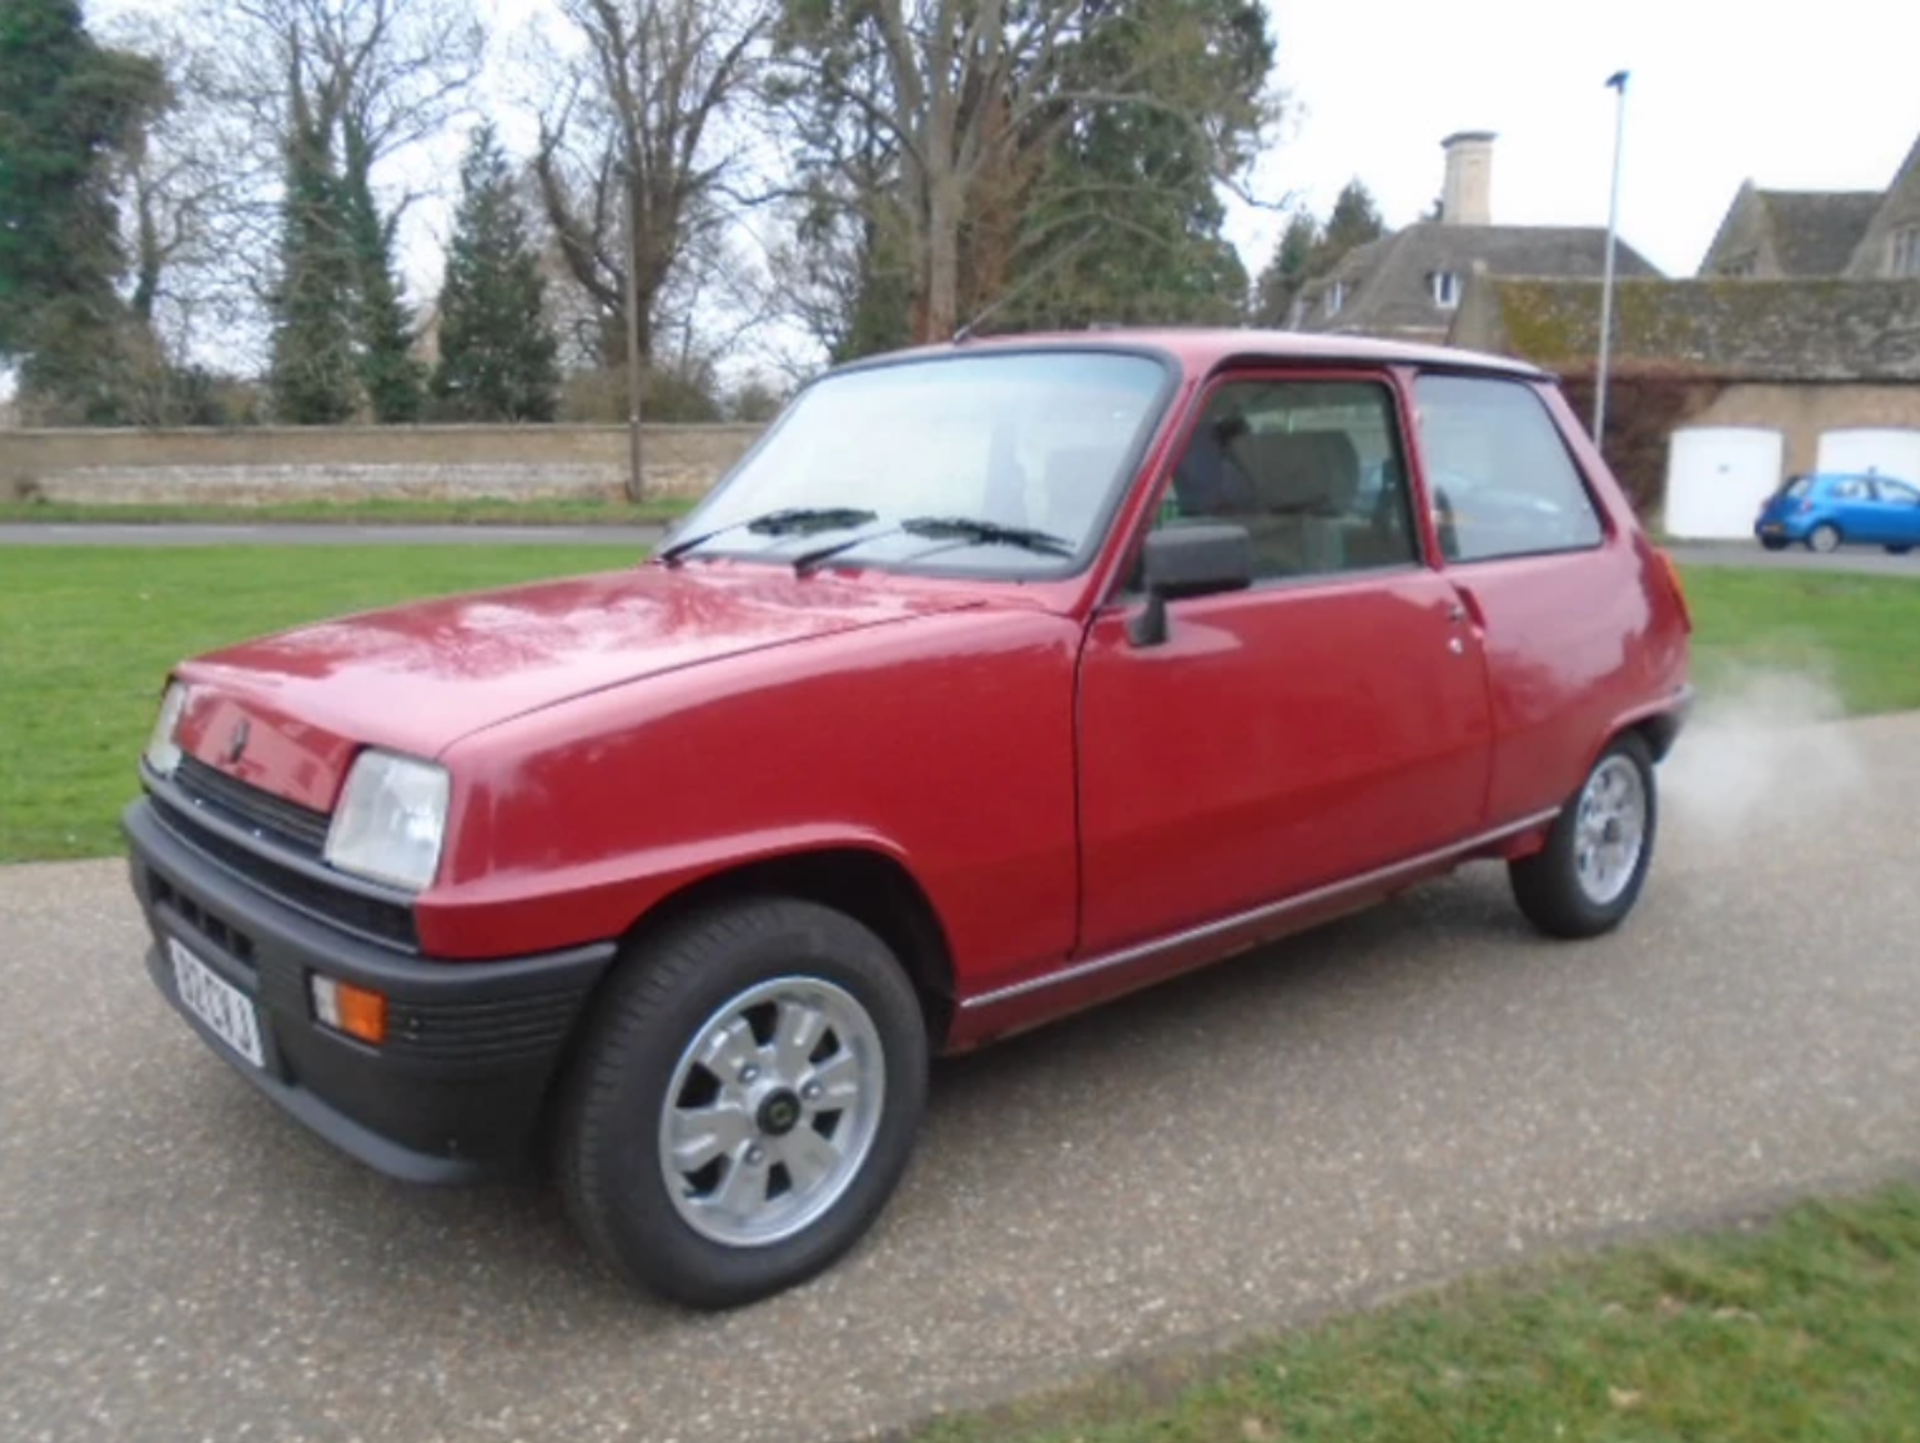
125 798 618 1183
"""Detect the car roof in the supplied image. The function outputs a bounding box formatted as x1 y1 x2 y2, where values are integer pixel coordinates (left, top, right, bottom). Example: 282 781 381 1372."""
837 327 1548 382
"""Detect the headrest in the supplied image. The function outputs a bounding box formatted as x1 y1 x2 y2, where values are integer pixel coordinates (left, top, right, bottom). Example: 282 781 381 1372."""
1230 429 1361 514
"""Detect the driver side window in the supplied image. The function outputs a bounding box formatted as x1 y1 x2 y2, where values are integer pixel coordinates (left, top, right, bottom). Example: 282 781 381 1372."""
1153 378 1419 582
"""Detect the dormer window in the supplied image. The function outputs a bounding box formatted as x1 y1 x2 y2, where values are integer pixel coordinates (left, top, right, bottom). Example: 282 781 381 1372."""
1324 281 1345 317
1893 227 1920 278
1429 271 1460 308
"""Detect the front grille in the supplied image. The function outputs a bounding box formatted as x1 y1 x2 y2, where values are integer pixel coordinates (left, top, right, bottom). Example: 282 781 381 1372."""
147 871 257 967
176 756 332 855
386 993 589 1066
150 795 419 952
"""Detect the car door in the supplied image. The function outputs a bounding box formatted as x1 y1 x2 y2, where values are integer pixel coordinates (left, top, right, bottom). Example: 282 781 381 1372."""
1075 372 1495 959
1871 478 1920 546
1830 477 1878 541
1409 372 1646 826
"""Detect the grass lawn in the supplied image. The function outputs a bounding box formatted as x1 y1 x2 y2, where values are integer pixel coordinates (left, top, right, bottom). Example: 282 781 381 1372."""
0 495 694 526
913 1184 1920 1443
1682 568 1920 716
3 552 1917 863
0 544 639 862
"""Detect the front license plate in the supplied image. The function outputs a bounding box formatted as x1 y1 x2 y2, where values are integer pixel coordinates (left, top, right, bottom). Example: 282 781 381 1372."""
169 936 265 1068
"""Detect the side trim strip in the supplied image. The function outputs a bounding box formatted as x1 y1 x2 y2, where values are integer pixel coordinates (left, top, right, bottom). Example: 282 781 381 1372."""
960 808 1562 1012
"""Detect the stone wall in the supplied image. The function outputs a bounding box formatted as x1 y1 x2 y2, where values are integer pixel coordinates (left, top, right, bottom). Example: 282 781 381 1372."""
1686 382 1920 476
0 423 764 503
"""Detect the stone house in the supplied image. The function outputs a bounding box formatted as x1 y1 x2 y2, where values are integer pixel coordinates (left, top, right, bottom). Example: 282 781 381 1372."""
1291 132 1660 344
1699 133 1920 280
1447 132 1920 536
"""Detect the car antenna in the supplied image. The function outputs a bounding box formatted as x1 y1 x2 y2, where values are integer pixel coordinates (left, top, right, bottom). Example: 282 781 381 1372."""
951 230 1098 344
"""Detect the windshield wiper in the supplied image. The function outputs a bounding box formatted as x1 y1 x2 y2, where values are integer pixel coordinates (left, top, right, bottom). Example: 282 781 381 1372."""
790 527 896 577
656 507 878 565
898 516 1074 556
786 515 1077 578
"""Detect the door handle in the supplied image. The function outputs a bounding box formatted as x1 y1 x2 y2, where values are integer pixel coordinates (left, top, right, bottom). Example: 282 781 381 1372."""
1448 586 1488 629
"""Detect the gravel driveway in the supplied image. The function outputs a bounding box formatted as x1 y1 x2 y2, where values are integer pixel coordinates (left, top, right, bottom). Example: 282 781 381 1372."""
4 710 1918 1443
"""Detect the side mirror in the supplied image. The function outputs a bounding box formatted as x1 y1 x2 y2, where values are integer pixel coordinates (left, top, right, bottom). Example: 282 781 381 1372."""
1128 524 1254 646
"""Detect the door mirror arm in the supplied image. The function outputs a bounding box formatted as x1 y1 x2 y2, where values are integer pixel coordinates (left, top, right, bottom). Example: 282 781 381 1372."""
1127 524 1255 647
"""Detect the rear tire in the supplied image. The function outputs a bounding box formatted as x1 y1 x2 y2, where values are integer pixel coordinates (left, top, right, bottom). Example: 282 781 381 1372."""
1807 523 1842 553
1887 545 1913 556
1509 733 1657 939
559 897 928 1308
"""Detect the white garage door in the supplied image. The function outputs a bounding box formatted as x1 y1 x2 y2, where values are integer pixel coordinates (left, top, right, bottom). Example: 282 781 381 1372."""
1663 427 1784 539
1816 428 1920 486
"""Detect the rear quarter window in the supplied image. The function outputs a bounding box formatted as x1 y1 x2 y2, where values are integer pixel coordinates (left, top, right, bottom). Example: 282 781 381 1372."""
1412 375 1605 562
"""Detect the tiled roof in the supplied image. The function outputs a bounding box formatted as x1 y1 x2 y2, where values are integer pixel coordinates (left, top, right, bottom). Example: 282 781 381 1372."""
1755 191 1882 275
1297 223 1660 338
1450 277 1920 381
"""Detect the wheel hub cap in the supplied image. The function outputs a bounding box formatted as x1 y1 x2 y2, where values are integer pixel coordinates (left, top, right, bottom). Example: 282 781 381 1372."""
659 977 886 1248
1573 755 1647 906
756 1089 802 1137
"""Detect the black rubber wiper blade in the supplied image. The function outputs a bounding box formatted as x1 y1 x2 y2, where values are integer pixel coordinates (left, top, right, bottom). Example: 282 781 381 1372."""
897 516 1075 556
789 525 910 577
656 507 878 564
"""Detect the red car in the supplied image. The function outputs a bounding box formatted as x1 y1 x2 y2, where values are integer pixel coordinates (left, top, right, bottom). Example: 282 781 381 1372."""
126 330 1692 1307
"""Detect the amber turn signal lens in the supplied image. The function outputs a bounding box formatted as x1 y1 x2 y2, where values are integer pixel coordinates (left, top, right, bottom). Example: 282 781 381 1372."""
310 974 388 1046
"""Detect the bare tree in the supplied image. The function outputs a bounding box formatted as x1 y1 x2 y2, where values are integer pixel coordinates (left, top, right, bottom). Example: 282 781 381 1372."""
218 0 482 209
117 0 481 385
93 13 252 377
777 0 1278 343
529 0 773 372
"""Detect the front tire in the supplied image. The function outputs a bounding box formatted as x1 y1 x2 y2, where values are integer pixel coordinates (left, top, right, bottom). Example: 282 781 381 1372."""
1509 733 1657 939
1759 536 1788 552
1808 523 1842 553
1887 544 1913 556
559 898 928 1308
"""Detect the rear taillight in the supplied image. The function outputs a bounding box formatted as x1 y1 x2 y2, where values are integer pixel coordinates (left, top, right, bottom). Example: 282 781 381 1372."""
1654 547 1693 633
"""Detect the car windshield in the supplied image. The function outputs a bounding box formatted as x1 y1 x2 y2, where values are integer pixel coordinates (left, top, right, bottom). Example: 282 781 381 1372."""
666 350 1172 578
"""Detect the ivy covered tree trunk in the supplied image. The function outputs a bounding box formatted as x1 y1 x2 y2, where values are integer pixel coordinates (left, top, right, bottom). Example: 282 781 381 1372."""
341 121 421 423
0 0 165 419
267 102 359 425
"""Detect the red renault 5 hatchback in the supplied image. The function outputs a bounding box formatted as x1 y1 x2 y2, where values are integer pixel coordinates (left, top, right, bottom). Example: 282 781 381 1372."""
125 331 1692 1307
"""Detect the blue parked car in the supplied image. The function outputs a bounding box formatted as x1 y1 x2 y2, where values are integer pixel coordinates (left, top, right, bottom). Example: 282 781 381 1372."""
1755 473 1920 554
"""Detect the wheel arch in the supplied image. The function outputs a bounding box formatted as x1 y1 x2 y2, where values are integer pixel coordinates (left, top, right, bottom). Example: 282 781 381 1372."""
1590 684 1691 773
534 845 958 1174
608 846 959 1049
1628 707 1684 765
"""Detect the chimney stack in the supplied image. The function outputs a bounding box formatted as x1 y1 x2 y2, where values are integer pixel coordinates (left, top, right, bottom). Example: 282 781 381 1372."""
1440 131 1496 225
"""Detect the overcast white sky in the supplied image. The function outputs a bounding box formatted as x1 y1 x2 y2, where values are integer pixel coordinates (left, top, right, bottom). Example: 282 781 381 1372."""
1234 0 1920 276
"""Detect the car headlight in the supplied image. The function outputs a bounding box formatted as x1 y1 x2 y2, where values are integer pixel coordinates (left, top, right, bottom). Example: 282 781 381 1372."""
145 682 190 778
324 750 450 892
